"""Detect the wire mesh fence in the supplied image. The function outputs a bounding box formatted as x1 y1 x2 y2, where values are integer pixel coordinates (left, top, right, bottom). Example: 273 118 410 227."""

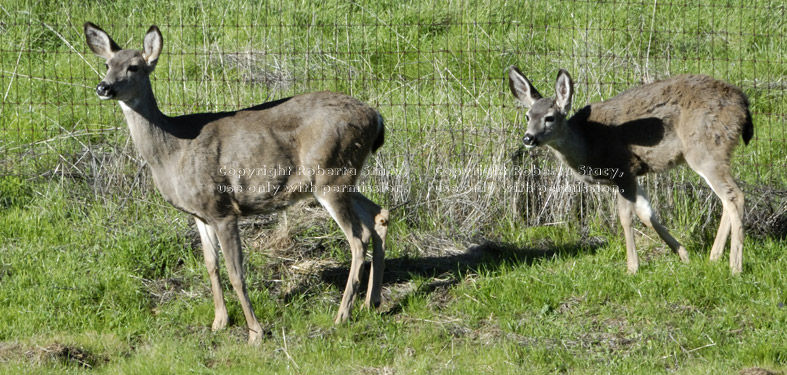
1 0 785 235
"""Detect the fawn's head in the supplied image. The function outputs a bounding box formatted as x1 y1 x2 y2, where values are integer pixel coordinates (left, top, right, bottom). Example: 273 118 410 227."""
84 22 162 103
508 66 574 149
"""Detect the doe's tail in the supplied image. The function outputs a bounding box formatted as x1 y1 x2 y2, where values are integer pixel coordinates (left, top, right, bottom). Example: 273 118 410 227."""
742 108 753 146
372 112 385 153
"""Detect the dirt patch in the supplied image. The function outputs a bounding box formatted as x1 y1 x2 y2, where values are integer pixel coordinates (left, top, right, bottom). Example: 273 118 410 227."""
33 343 103 368
0 341 104 369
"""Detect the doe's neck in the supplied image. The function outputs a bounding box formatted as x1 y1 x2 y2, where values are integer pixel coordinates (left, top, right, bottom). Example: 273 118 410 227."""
117 82 180 168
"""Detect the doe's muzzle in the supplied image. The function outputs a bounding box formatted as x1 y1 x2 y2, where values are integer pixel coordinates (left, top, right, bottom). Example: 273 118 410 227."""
522 134 538 148
96 82 112 98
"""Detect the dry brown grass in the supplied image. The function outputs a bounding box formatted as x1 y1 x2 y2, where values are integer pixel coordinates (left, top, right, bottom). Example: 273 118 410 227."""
0 341 104 369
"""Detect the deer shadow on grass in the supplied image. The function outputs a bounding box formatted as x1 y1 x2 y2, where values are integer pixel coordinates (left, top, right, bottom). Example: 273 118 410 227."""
282 238 605 317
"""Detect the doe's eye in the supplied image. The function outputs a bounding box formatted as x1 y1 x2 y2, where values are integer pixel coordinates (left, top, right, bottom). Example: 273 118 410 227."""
104 63 109 70
128 65 139 73
544 115 555 123
525 114 530 122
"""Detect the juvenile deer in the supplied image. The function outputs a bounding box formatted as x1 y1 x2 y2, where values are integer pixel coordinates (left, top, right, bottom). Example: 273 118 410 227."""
508 66 752 274
84 22 389 342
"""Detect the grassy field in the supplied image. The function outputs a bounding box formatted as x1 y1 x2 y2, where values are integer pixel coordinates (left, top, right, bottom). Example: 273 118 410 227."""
1 0 786 374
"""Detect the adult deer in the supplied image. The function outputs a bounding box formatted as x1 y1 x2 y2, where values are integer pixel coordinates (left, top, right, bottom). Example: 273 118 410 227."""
507 66 752 274
84 22 389 342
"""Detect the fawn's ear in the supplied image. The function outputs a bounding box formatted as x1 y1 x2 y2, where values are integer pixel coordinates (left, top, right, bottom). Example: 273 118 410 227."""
142 25 163 68
508 66 542 108
84 22 121 60
555 69 574 113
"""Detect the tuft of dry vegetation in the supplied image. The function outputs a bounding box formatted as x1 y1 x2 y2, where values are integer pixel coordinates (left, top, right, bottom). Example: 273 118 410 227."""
0 342 104 369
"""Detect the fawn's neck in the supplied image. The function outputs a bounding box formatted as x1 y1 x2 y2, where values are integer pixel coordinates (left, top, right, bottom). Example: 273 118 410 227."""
548 119 588 170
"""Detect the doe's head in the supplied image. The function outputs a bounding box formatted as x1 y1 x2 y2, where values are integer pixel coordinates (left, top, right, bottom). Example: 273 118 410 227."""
84 22 162 102
507 66 574 149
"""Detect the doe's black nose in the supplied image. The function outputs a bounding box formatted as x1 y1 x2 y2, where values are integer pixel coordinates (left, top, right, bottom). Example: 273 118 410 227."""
96 82 111 97
522 134 536 146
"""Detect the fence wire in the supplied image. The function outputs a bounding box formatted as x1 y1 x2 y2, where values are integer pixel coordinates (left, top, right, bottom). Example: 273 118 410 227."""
1 1 785 232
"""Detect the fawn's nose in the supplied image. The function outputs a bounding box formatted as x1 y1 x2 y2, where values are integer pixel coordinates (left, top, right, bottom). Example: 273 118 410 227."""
95 82 112 97
522 134 537 147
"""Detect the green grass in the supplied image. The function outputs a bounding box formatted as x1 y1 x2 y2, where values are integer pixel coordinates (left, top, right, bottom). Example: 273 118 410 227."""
0 180 785 374
1 0 786 373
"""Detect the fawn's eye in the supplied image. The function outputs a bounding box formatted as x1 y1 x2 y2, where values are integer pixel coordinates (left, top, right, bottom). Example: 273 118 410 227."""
544 116 555 123
128 65 139 73
104 63 109 70
525 114 530 122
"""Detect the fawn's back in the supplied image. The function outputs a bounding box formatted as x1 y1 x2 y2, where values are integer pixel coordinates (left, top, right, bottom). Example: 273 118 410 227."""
570 74 752 178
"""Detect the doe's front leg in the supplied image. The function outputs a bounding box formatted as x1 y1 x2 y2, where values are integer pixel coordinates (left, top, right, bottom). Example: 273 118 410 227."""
195 217 229 331
214 216 264 343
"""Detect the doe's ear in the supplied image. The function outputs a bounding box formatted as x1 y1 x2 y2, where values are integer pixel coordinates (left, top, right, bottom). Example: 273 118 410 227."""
508 66 542 108
84 22 121 60
554 69 574 112
142 25 163 68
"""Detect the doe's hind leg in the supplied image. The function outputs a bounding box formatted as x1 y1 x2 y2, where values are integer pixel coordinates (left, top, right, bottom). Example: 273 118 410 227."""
687 152 745 274
316 193 372 323
700 171 745 274
350 192 388 309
